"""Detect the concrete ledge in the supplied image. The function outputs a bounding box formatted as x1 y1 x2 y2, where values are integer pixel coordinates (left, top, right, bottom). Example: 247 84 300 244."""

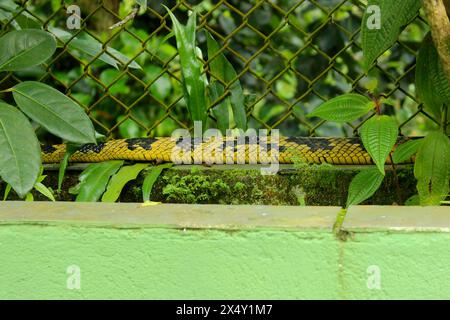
344 206 450 232
0 202 337 230
0 202 449 299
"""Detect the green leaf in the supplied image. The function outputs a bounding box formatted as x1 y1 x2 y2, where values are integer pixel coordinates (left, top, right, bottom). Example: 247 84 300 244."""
136 0 147 8
69 38 141 70
68 163 99 195
142 163 173 202
58 143 80 192
360 115 398 175
414 132 450 206
0 102 41 198
0 10 42 30
209 81 230 134
307 94 374 122
48 28 141 69
405 195 420 206
102 163 149 203
3 184 11 201
76 161 124 202
100 69 130 95
165 8 208 125
346 168 385 208
25 192 34 202
0 29 56 71
34 182 55 201
12 81 96 144
361 0 421 71
207 32 247 130
416 34 450 121
0 0 19 11
392 139 423 164
13 12 42 30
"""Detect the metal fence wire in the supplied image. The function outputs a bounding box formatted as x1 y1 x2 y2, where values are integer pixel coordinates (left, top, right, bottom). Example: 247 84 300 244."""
0 0 435 140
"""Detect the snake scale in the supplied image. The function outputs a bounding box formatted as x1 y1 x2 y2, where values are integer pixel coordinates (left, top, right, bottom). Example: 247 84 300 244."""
41 136 414 165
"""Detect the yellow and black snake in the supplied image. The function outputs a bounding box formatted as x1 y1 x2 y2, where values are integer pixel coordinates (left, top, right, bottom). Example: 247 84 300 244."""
41 136 414 165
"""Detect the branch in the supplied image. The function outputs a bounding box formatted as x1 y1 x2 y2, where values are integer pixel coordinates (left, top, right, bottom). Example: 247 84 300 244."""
423 0 450 82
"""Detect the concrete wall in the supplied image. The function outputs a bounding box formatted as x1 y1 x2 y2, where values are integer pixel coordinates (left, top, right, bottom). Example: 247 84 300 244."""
0 202 449 299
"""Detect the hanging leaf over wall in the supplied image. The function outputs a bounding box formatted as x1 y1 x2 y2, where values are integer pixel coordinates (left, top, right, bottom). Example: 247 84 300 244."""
361 0 422 71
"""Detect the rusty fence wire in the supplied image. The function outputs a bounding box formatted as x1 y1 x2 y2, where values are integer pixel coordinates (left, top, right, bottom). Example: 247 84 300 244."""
0 0 434 140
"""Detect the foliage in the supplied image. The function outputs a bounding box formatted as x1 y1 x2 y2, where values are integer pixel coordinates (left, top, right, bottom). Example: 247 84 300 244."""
414 132 450 205
164 9 247 132
307 94 374 122
164 8 208 126
361 0 422 71
142 163 174 202
392 139 423 164
102 163 149 202
0 1 447 206
359 115 398 175
71 161 172 203
70 160 124 202
1 0 429 139
206 32 247 132
416 34 450 121
3 167 55 201
0 102 40 197
311 1 450 207
346 168 384 208
0 28 97 197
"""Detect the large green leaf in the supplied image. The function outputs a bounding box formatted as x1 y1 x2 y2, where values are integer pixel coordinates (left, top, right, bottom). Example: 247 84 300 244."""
142 163 173 202
360 115 398 175
416 34 450 121
346 168 385 208
0 102 41 198
414 132 450 205
0 29 56 71
392 139 423 164
361 0 421 71
75 161 124 202
102 163 149 202
207 32 247 130
307 94 374 122
12 81 96 144
165 8 208 125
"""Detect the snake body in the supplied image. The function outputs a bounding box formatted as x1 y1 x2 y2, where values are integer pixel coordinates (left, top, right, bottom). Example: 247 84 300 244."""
41 136 413 165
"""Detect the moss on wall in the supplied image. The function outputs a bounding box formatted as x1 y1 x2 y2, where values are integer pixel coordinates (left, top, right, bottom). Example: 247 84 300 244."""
0 164 417 206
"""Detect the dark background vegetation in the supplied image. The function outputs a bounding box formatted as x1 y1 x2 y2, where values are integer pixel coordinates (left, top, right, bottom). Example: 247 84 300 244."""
0 0 432 142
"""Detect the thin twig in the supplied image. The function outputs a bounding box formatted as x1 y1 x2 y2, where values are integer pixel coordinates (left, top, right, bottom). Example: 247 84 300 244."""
109 6 139 30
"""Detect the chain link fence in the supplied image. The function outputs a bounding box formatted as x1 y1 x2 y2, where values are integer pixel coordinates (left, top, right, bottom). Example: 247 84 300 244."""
0 0 434 141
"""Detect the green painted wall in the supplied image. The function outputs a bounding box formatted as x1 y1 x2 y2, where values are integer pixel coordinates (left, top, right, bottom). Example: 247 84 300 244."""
0 203 449 299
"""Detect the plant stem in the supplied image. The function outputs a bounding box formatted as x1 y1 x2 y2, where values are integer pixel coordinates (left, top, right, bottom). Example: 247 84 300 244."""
423 0 450 83
0 88 12 94
389 155 403 205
